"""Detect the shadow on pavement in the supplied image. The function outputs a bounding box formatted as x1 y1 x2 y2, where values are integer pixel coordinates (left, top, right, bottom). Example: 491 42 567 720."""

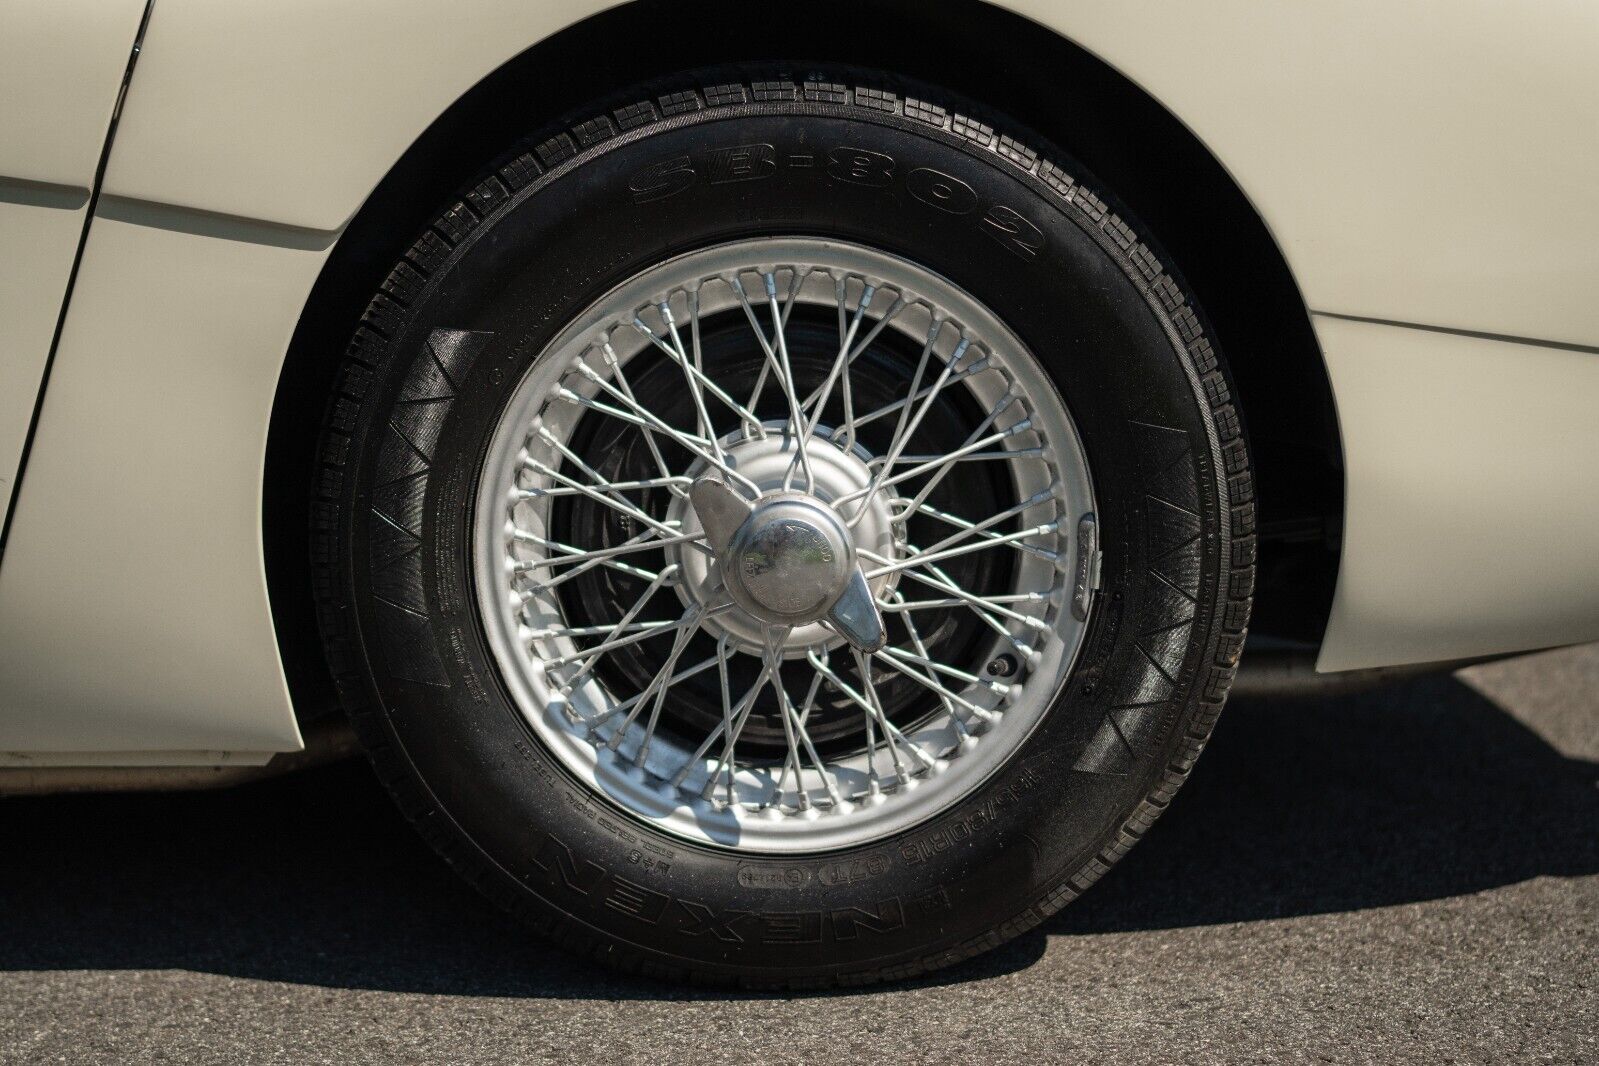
0 674 1593 997
1047 674 1598 938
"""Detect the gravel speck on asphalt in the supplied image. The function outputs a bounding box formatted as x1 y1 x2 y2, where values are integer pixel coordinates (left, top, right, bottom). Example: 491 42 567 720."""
1 645 1594 1064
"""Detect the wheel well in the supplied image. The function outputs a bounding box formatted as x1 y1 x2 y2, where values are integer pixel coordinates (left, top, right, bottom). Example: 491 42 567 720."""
265 0 1344 722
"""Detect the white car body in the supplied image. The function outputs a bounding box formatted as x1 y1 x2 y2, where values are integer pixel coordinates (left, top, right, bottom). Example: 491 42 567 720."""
2 0 1596 767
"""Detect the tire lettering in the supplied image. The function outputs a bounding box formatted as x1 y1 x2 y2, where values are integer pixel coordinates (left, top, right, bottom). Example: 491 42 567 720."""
535 832 950 944
676 900 746 942
629 142 1049 258
906 167 977 214
898 763 1044 865
705 143 776 184
603 876 669 923
628 154 695 203
534 833 605 894
982 204 1045 259
830 899 905 940
756 912 822 943
826 146 895 187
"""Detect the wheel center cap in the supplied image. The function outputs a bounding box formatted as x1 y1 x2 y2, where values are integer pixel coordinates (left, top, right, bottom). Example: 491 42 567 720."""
667 426 897 653
724 496 854 624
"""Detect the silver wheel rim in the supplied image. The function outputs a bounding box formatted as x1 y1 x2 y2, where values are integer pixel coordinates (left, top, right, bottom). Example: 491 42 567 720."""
473 238 1095 853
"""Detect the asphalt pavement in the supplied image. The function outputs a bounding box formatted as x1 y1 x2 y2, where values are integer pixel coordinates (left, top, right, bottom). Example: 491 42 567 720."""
1 645 1594 1064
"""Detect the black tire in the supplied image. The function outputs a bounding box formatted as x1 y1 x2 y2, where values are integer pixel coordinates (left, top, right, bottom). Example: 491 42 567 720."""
311 68 1254 988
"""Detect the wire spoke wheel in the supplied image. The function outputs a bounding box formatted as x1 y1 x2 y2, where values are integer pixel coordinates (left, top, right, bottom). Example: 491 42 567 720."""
474 239 1096 852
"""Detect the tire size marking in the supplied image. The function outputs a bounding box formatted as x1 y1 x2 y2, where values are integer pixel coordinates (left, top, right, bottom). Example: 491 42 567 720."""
898 760 1044 866
629 142 1046 260
732 854 890 890
533 833 949 945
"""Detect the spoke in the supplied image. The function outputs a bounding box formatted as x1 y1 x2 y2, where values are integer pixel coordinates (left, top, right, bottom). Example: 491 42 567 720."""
834 280 861 451
796 287 911 417
569 360 761 495
693 290 767 440
852 656 885 794
791 681 840 807
897 392 1027 516
888 485 1058 568
714 636 736 804
845 330 969 526
882 591 1050 612
522 554 658 588
775 664 833 805
531 620 678 640
736 268 805 419
596 616 698 750
512 528 664 586
633 300 764 443
804 650 925 785
814 648 945 782
896 499 1062 562
665 637 736 790
517 474 692 499
866 521 1057 579
554 385 713 443
902 549 1041 659
883 322 951 480
687 287 722 446
512 529 698 570
866 549 1042 658
787 276 870 490
532 427 721 559
888 592 962 738
537 426 671 517
861 546 1050 630
880 448 1044 465
637 307 716 456
688 654 774 801
730 272 814 487
871 648 998 723
836 420 1035 511
605 653 720 720
847 356 991 431
786 280 907 486
582 602 726 749
622 604 707 765
547 603 728 670
525 451 703 553
882 644 1011 700
853 649 938 775
598 341 683 496
549 565 678 690
761 273 815 492
769 643 803 805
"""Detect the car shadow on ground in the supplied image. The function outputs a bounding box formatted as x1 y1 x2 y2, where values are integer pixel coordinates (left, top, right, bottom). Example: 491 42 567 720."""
1 674 1594 999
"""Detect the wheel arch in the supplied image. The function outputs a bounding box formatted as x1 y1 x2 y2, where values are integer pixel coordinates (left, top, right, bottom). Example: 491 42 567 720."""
264 0 1343 723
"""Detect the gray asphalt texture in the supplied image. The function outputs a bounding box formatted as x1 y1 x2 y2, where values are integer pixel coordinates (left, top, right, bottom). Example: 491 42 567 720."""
2 645 1595 1064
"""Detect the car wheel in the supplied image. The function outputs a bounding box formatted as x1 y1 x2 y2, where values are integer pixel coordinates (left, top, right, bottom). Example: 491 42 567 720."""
312 68 1254 987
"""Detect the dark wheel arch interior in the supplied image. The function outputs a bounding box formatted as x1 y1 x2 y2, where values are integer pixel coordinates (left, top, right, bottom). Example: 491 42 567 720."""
264 0 1343 724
